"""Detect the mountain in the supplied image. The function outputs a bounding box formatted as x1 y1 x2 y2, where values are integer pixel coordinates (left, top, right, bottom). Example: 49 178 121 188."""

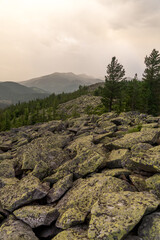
0 81 49 108
20 72 103 94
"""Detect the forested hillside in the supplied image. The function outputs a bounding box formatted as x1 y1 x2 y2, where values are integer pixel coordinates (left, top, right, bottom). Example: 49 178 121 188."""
0 49 160 132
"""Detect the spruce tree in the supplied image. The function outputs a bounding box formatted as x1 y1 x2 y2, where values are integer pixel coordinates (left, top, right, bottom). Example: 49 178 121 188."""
143 49 160 115
102 56 125 111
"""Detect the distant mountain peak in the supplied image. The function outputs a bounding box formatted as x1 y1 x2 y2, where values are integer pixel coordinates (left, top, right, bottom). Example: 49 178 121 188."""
20 72 103 94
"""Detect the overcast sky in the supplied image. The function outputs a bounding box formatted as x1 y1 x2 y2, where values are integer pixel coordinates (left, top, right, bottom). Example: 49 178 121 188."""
0 0 160 81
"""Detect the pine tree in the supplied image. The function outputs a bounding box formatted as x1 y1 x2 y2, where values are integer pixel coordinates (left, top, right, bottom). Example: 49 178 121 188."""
102 56 125 111
143 49 160 115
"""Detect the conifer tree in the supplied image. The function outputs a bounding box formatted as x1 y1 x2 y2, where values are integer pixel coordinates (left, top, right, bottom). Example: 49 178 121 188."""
102 56 125 111
143 49 160 115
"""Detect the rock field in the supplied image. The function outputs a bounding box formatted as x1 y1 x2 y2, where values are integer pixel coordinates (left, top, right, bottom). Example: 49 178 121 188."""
0 111 160 239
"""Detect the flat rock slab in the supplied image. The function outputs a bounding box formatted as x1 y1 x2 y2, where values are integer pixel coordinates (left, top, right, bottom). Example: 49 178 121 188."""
14 205 59 228
106 128 160 149
0 216 38 240
88 191 159 240
0 175 49 212
55 175 136 229
138 212 160 240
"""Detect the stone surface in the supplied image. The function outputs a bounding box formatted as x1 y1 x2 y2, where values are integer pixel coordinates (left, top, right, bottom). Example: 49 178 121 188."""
145 174 160 197
44 136 108 183
55 175 135 229
47 174 73 203
0 216 38 240
16 134 71 172
0 177 19 188
0 175 49 211
106 149 129 168
102 168 131 177
14 205 59 228
0 159 16 178
129 174 147 191
52 226 88 240
106 128 160 149
138 212 160 240
88 191 159 240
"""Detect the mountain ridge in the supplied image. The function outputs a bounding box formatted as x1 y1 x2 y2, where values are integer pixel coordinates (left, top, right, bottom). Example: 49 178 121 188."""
20 72 103 94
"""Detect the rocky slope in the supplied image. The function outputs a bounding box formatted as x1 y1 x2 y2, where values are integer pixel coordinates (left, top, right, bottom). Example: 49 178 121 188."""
0 111 160 239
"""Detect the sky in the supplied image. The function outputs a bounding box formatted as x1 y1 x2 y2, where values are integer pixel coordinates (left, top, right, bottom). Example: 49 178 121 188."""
0 0 160 81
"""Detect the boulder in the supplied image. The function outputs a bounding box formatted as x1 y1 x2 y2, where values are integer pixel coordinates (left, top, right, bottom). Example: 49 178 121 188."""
0 215 38 240
0 159 16 178
47 174 73 203
88 191 159 240
0 175 49 212
52 226 88 240
31 160 49 180
14 205 59 228
44 136 108 183
145 174 160 197
138 212 160 240
16 134 71 172
129 174 147 191
106 149 129 168
0 177 19 188
55 175 135 229
102 168 131 177
106 128 160 149
128 146 160 172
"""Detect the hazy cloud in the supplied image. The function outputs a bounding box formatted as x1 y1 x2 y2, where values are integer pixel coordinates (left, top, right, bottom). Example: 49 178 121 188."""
0 0 160 81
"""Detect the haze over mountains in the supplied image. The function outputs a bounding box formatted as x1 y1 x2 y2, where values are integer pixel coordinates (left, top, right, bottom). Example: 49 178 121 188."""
0 82 49 108
0 72 103 108
20 72 103 94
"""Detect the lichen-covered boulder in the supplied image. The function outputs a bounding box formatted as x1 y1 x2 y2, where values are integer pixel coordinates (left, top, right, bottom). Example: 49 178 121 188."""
128 146 160 172
31 160 49 180
14 205 59 228
47 174 73 203
106 128 160 149
102 168 131 177
88 191 159 240
0 215 38 240
0 177 19 188
16 134 71 172
52 226 88 240
145 174 160 197
106 149 129 168
55 175 136 229
0 159 16 178
138 212 160 240
129 174 147 191
0 175 49 212
131 143 152 156
44 136 108 183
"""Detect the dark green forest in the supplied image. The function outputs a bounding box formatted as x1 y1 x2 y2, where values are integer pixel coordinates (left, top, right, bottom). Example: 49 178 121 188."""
0 49 160 132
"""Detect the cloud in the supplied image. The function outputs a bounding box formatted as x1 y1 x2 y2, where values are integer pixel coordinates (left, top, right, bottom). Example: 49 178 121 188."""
0 0 160 81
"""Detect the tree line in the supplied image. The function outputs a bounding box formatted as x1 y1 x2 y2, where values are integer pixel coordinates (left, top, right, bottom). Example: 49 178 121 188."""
0 48 160 132
95 49 160 116
0 86 88 131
